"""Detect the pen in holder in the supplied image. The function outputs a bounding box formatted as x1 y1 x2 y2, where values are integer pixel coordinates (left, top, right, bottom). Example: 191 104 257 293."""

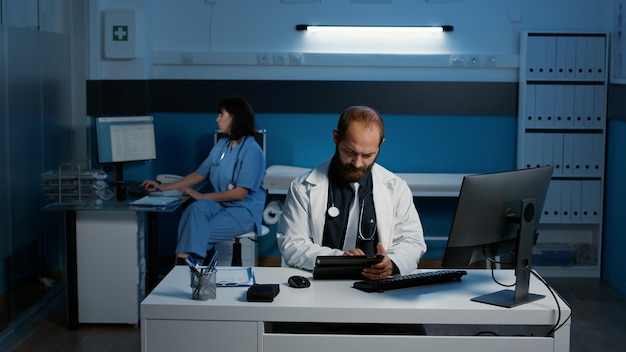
191 268 217 301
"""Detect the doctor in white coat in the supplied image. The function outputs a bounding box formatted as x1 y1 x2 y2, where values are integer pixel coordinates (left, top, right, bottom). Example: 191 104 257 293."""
276 106 426 280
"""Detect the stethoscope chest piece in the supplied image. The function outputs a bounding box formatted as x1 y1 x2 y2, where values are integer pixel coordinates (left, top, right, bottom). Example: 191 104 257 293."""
327 206 340 218
228 183 235 190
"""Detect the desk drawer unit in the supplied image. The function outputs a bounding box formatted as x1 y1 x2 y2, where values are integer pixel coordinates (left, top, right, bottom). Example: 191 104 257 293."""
141 320 258 351
76 211 145 324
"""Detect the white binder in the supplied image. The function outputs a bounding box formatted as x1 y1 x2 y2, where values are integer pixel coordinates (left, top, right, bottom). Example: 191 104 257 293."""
570 180 582 223
572 133 585 176
563 36 577 80
573 85 586 128
581 180 602 223
525 84 536 128
563 85 575 128
560 180 572 223
553 85 565 128
555 36 568 80
543 84 555 128
534 85 546 128
552 133 564 176
541 180 560 223
562 133 575 176
583 85 595 128
575 36 588 80
594 85 606 129
526 35 543 80
544 35 557 79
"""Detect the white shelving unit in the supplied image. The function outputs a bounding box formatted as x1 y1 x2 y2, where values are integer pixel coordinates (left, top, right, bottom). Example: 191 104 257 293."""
518 32 608 277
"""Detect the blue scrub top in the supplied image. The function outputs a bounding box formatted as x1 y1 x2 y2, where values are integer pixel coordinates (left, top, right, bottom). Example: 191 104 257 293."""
196 136 267 233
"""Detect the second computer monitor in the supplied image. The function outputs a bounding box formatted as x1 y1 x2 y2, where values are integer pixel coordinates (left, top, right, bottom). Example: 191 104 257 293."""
441 165 553 307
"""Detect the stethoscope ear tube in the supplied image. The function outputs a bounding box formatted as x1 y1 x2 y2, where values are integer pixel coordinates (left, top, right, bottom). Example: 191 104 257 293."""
327 182 376 240
225 136 247 191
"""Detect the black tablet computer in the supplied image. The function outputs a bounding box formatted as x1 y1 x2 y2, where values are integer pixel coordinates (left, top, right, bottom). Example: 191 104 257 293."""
313 255 384 280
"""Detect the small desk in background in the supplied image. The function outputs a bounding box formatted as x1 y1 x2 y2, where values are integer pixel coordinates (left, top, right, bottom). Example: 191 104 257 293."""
141 266 571 352
42 197 184 329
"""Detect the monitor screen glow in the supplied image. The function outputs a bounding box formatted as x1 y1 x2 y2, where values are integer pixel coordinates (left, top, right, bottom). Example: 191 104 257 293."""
96 116 157 163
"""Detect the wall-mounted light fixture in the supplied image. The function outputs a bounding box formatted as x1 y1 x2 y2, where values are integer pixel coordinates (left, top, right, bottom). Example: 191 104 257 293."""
295 24 453 33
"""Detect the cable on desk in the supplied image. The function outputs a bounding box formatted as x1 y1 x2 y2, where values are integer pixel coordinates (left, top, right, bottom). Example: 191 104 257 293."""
528 268 572 336
484 251 516 288
483 249 572 336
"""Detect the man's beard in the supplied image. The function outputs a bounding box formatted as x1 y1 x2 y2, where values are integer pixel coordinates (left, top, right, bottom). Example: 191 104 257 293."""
340 161 373 182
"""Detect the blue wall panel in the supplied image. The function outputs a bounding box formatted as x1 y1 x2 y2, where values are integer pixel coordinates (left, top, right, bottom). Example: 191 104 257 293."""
135 112 518 176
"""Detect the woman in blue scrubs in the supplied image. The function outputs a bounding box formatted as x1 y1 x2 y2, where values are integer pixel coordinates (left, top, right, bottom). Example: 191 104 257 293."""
142 96 266 263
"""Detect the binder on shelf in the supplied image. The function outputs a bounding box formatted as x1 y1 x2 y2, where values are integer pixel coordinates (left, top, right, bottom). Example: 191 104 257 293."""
581 180 602 223
573 85 586 128
559 35 577 80
541 133 554 168
570 180 582 223
541 180 561 223
594 85 606 129
575 36 588 80
555 36 567 80
534 85 546 128
587 36 606 81
560 180 572 223
562 134 575 176
572 133 585 176
581 134 594 177
583 85 595 128
523 133 535 169
563 85 575 128
553 85 566 128
543 84 555 128
526 35 543 80
525 84 536 128
532 133 545 168
544 35 557 79
552 133 564 176
591 133 605 177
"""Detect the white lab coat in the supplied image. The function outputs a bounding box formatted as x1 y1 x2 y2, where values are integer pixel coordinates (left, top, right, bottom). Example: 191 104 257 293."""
276 159 426 274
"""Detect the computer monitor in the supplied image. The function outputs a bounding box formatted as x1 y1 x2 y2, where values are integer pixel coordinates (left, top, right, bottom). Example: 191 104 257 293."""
95 116 157 183
441 165 554 308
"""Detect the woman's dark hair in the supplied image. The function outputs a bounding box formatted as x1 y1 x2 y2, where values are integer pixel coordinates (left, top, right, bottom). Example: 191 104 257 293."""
217 96 256 140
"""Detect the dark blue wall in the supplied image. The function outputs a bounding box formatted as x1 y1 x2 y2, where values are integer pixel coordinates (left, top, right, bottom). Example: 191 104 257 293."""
603 119 626 295
87 79 518 260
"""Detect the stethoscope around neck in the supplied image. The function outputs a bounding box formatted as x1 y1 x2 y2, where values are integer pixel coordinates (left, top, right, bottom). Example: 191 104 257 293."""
218 136 247 190
328 182 377 241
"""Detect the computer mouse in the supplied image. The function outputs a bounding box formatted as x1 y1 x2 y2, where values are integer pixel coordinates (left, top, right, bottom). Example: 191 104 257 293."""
288 275 311 288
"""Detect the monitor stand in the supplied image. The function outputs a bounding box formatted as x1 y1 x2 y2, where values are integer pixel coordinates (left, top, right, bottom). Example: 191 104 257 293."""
471 198 545 308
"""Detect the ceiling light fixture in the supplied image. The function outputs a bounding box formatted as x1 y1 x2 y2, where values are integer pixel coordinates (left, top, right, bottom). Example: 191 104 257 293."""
295 24 454 33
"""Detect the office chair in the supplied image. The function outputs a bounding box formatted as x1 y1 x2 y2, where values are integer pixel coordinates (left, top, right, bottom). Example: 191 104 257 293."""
205 225 269 266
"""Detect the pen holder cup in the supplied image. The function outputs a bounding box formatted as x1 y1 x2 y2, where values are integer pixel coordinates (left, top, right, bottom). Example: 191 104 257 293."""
190 266 207 288
191 269 217 301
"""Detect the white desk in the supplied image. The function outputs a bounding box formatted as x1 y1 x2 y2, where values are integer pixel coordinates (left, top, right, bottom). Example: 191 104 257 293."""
141 266 570 352
42 198 184 329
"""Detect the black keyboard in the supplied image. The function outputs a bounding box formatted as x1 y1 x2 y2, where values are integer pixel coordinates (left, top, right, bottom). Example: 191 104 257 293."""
126 183 150 198
353 270 467 292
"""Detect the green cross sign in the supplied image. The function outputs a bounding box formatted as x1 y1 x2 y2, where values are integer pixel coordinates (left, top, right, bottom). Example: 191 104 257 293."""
113 26 129 41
